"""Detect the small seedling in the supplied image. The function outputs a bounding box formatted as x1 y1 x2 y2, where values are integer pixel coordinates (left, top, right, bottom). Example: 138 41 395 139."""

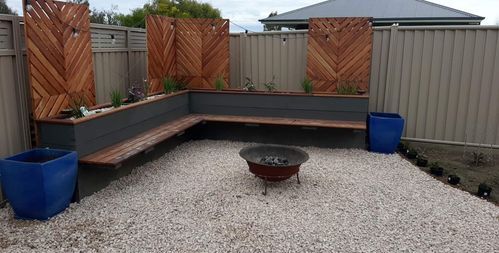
447 175 461 185
163 76 177 94
470 151 486 166
263 76 276 92
301 77 313 94
477 183 492 198
110 90 123 108
243 77 256 91
214 76 224 91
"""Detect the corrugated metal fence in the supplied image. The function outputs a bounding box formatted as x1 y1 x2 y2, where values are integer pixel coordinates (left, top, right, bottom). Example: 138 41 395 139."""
370 25 499 146
1 14 499 161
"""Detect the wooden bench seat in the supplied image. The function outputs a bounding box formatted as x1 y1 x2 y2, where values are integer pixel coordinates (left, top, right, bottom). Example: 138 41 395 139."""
79 115 203 168
80 114 365 168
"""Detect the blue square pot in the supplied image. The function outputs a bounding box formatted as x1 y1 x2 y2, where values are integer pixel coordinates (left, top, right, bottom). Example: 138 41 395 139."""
367 112 405 154
0 149 78 220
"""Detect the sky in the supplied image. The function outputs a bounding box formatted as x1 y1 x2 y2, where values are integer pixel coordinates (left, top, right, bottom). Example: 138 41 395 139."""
6 0 499 32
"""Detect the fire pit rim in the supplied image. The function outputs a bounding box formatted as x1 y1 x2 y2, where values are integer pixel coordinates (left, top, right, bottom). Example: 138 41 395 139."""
239 144 309 167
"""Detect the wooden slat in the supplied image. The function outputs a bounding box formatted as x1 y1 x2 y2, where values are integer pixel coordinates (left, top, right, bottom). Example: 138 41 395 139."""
79 113 365 168
23 0 96 119
200 114 366 130
307 18 372 93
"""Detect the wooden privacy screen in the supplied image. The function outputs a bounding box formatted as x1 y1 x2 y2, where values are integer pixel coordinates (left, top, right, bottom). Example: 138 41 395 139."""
146 15 176 92
23 0 96 119
147 16 229 91
307 18 372 93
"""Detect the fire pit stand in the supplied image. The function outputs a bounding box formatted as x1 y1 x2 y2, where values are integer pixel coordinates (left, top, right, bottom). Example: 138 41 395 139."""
239 145 309 195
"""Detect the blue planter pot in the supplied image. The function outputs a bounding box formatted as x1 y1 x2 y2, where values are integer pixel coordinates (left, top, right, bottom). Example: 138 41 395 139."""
0 149 78 220
367 112 405 154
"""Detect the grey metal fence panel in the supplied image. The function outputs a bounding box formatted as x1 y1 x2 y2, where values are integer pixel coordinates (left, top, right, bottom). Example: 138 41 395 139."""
369 25 499 146
229 31 308 91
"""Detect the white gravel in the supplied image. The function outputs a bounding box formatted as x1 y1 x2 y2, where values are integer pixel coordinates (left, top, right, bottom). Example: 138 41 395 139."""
1 140 498 252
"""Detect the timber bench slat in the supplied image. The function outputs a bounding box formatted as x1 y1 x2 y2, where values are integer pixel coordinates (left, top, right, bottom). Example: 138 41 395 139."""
79 114 366 168
198 114 367 130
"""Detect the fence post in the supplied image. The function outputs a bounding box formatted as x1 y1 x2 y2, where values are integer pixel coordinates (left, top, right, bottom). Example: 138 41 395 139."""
383 24 399 112
127 28 132 89
11 16 32 150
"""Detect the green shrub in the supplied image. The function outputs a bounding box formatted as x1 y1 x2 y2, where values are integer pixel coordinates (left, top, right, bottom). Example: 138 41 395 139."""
214 76 224 91
110 90 123 108
302 77 313 94
263 76 276 92
243 77 256 91
337 80 359 95
163 77 177 94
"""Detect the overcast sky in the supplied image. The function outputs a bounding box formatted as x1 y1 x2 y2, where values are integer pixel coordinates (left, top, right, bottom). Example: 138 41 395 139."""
6 0 499 32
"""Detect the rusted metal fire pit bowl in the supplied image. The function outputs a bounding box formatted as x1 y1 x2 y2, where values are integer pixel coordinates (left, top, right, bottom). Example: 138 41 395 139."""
239 144 309 195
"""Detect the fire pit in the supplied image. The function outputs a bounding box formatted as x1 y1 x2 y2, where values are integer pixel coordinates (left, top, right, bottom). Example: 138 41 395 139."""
239 144 309 195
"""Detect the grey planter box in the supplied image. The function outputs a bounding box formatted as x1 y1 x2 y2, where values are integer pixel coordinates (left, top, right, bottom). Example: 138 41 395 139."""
38 92 190 157
189 90 368 122
37 90 368 157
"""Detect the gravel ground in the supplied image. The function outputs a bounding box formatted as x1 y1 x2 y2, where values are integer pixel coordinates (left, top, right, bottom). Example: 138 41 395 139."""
1 140 498 252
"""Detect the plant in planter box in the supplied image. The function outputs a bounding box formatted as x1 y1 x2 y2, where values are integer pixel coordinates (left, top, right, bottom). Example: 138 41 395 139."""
447 174 461 185
214 76 224 91
407 148 418 160
302 77 313 94
128 84 145 103
416 155 428 167
68 94 86 119
243 77 256 91
337 80 359 95
477 183 492 198
111 90 123 108
163 76 177 94
263 76 277 92
429 162 444 176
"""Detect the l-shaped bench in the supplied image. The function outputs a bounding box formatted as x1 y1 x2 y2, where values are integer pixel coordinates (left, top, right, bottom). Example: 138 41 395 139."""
37 90 369 169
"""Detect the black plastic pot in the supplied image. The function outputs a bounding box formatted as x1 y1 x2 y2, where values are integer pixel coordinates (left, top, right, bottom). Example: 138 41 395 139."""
430 166 444 176
407 150 418 160
477 183 492 198
447 175 460 185
416 157 428 167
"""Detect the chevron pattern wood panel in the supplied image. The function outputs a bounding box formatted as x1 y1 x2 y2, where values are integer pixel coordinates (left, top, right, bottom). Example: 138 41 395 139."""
200 19 229 88
307 18 372 93
146 15 176 93
176 19 203 88
146 17 229 90
23 0 96 119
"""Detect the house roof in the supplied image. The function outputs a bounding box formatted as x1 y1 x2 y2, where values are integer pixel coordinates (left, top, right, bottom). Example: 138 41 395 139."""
259 0 484 25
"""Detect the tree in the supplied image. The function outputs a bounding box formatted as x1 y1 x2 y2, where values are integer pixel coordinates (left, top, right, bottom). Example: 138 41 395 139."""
263 11 282 31
90 6 121 26
117 0 222 28
0 0 16 15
